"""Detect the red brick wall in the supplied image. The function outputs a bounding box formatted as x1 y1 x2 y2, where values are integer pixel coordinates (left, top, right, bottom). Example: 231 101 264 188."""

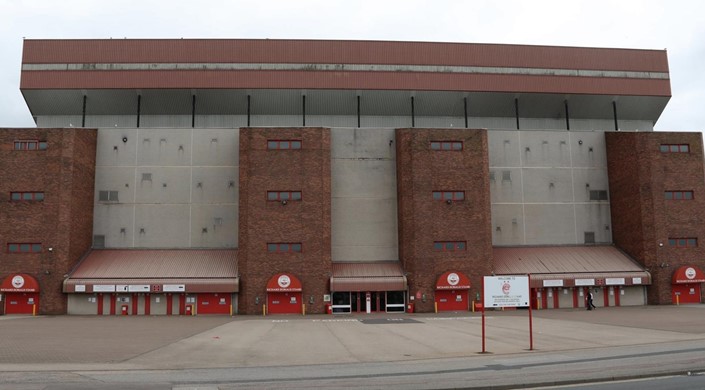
0 128 97 314
238 128 331 314
396 128 493 312
606 131 705 304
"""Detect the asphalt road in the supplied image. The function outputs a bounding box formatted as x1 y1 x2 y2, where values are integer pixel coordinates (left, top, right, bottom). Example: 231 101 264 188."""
1 306 704 389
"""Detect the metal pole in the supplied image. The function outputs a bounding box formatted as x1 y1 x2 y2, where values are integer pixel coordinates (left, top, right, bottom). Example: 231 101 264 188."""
528 273 534 351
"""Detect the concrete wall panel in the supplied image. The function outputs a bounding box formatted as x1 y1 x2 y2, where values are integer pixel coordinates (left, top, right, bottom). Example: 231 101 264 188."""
133 205 190 247
331 128 398 263
491 204 525 246
523 204 576 244
191 128 239 166
190 204 238 247
93 204 136 247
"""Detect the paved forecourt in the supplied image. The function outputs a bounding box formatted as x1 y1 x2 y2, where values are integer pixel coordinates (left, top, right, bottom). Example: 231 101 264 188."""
0 305 704 371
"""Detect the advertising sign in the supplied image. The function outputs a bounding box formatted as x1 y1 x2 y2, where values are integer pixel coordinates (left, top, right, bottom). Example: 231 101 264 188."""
483 275 530 308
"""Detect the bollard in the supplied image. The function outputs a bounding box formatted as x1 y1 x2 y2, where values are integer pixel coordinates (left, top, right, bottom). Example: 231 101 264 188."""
263 304 266 316
230 304 233 316
676 295 680 306
302 303 306 316
471 300 475 313
434 302 438 313
32 304 36 316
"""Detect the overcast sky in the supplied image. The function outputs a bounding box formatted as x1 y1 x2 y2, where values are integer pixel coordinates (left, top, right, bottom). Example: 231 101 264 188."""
1 0 703 133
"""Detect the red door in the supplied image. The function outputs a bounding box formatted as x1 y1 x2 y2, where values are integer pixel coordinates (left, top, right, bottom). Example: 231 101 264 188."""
5 293 39 315
267 292 302 314
672 284 701 304
197 293 231 314
435 290 468 311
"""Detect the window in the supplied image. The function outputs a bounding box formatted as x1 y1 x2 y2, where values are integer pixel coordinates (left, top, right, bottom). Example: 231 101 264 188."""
432 191 465 201
267 243 302 253
589 190 609 201
433 241 466 252
10 192 44 201
98 190 119 202
668 238 698 248
665 191 694 200
430 141 462 151
13 140 47 151
7 243 42 253
660 144 689 153
267 140 302 150
267 191 302 201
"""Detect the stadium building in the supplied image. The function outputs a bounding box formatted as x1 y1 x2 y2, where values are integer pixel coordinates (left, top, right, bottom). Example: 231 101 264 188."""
1 39 704 315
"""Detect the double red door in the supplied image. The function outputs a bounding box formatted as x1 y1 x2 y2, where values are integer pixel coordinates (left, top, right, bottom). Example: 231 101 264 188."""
4 293 39 314
435 290 468 311
672 284 701 304
268 292 302 314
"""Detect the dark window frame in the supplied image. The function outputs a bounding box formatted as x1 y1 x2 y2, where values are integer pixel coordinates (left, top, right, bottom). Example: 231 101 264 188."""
665 191 694 200
267 191 303 202
7 243 42 253
10 192 45 201
266 242 303 253
13 140 47 151
432 191 465 201
430 141 463 151
267 140 302 150
668 237 698 248
660 144 690 153
433 241 467 252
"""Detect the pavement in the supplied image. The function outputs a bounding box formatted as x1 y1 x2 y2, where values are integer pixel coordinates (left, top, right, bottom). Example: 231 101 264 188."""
0 305 704 372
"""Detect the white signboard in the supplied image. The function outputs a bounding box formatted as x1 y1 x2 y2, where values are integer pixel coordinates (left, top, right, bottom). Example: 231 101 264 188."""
484 276 530 308
632 277 642 285
605 278 625 285
163 284 186 292
116 285 129 292
575 279 595 286
128 285 150 292
543 280 563 287
93 285 116 292
75 285 86 292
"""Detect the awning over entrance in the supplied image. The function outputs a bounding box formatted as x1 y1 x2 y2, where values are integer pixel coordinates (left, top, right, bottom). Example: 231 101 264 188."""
266 273 302 292
493 246 651 288
672 265 705 284
63 249 238 293
1 274 40 292
436 271 471 290
330 262 407 292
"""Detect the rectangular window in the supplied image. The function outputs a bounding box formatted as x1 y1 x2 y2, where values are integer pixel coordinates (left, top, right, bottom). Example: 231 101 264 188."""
267 140 302 150
668 238 698 248
98 190 119 202
665 191 694 200
430 141 463 151
432 191 465 201
589 190 609 201
7 243 42 253
267 243 303 253
10 192 44 201
267 191 302 202
13 140 47 151
660 144 690 153
433 241 466 252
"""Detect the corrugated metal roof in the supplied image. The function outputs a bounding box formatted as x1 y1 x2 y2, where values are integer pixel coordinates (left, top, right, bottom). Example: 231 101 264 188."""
494 246 646 274
493 246 651 287
69 249 237 278
330 262 407 292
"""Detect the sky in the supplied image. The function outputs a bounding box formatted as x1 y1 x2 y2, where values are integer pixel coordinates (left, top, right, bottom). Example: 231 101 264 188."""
1 0 704 133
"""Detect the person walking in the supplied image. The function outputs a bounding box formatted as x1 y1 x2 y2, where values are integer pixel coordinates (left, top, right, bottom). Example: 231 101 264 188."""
587 290 597 310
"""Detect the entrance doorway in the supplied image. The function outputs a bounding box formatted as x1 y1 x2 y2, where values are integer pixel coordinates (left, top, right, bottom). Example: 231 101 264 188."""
331 291 405 313
1 274 41 315
672 284 701 304
266 273 303 315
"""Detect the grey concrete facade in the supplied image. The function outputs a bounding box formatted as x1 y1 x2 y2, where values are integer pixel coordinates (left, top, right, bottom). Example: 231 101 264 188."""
92 128 239 248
